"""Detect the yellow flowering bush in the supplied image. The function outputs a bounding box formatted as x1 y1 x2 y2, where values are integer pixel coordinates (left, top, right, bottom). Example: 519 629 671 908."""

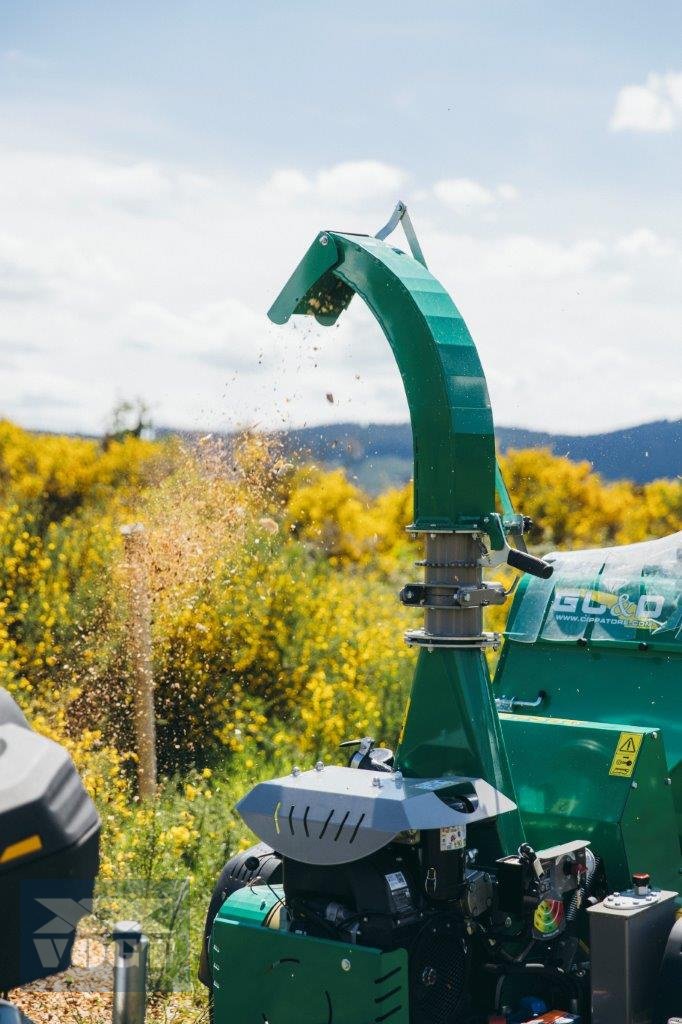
498 447 681 548
0 422 678 785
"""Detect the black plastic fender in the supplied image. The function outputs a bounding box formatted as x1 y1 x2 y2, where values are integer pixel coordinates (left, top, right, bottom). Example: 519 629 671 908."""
198 842 282 987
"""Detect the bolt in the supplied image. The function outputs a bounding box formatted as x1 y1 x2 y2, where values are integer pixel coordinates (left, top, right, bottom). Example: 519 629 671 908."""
315 761 324 772
292 766 301 776
394 771 404 788
504 917 512 928
319 234 329 246
631 781 638 789
341 958 351 972
651 732 659 740
666 777 673 785
372 777 383 788
421 966 437 987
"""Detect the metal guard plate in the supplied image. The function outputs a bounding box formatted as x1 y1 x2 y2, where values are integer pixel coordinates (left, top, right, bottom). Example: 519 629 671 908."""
237 765 517 865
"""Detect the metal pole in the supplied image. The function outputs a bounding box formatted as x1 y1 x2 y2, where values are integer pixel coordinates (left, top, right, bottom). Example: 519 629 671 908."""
0 1001 31 1023
120 524 157 800
112 921 148 1024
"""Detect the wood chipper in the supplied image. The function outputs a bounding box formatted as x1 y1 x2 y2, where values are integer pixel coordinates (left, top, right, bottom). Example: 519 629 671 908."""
200 206 682 1024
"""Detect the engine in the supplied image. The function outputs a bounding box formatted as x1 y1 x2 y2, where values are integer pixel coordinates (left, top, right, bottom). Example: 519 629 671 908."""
283 834 473 1023
204 740 596 1024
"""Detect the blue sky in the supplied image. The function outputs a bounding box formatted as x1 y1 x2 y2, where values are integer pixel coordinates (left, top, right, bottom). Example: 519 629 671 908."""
0 1 680 435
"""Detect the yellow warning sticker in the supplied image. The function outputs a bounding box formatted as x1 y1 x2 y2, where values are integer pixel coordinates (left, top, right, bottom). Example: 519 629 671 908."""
609 732 644 778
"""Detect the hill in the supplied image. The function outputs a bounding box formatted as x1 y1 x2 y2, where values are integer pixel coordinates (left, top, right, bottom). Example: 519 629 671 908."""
272 419 681 492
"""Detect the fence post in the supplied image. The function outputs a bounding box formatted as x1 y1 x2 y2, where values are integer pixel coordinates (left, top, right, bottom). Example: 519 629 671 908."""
120 524 157 800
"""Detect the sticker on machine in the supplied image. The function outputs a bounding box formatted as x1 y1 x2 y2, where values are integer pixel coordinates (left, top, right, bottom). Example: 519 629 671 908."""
385 871 408 892
609 731 644 778
440 825 466 851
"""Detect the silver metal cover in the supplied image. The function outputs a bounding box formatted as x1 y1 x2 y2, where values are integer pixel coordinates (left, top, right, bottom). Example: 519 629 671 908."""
588 889 678 1024
237 765 517 865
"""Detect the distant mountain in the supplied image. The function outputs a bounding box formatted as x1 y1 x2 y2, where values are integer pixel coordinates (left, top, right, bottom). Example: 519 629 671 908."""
273 419 681 492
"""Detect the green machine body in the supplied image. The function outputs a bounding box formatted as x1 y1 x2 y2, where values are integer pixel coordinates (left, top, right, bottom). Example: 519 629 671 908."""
212 886 409 1024
267 224 554 857
495 533 682 896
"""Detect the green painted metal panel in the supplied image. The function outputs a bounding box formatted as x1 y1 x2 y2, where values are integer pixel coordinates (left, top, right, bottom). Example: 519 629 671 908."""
495 642 682 841
269 227 524 855
496 532 682 843
212 887 409 1024
215 882 283 927
499 715 681 894
268 231 496 528
396 649 524 858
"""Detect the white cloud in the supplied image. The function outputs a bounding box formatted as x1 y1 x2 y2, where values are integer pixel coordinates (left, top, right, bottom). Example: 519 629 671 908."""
616 228 679 259
315 161 406 203
0 144 680 437
260 168 311 202
432 178 518 213
261 160 407 206
496 183 519 202
610 72 682 132
120 298 277 368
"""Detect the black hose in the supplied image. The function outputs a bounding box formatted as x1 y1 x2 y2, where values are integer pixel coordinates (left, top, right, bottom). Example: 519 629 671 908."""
483 960 582 1001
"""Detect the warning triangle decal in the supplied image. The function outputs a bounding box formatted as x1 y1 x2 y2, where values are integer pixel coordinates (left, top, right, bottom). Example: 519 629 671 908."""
619 737 637 753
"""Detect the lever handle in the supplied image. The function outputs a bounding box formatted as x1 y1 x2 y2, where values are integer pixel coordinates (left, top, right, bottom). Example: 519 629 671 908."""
506 548 554 579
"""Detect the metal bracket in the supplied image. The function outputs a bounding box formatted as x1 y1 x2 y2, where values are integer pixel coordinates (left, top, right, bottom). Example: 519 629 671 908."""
477 517 554 580
405 629 502 651
479 536 513 569
495 691 546 714
400 581 507 610
375 201 427 267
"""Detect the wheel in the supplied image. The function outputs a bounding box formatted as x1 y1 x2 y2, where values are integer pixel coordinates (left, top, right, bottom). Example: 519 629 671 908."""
198 842 283 1006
